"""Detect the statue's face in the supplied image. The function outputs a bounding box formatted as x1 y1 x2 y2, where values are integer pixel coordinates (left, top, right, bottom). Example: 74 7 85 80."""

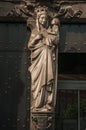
39 14 47 26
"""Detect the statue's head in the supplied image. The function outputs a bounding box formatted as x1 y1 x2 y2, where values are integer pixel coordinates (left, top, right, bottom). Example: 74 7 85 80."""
35 6 49 31
38 13 48 26
51 18 60 26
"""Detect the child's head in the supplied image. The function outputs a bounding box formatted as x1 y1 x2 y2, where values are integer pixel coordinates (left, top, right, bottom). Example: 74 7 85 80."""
51 18 60 26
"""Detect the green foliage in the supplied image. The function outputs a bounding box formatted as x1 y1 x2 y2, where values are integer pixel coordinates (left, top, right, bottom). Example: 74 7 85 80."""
62 102 78 119
62 99 86 119
80 99 86 117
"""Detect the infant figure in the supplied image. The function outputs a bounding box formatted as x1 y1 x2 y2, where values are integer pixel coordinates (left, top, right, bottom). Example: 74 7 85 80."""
46 18 60 60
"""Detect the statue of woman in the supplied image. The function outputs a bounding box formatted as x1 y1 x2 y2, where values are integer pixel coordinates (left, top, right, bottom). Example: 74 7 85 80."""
28 10 59 111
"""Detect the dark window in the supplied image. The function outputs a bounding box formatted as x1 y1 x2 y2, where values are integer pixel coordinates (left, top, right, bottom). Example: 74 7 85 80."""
58 24 86 80
56 89 78 130
56 81 86 130
58 53 86 74
57 24 86 130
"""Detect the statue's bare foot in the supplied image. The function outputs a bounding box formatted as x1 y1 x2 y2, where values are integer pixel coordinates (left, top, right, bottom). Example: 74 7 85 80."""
31 105 53 112
45 104 53 111
31 106 35 110
40 107 48 112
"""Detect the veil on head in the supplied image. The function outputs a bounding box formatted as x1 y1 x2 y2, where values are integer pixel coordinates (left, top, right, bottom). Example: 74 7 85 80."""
35 6 49 31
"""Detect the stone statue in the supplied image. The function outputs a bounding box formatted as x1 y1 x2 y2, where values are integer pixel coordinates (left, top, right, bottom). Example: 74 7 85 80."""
28 6 59 112
6 2 82 129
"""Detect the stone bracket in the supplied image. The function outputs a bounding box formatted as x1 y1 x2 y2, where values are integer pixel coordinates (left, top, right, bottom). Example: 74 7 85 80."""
31 112 55 130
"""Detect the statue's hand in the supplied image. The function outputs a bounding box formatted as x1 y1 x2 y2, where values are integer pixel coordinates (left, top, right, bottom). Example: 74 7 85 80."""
46 37 52 46
28 34 43 49
35 34 43 40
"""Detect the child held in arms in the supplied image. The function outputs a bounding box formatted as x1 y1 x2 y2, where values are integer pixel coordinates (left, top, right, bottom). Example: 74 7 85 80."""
46 18 60 60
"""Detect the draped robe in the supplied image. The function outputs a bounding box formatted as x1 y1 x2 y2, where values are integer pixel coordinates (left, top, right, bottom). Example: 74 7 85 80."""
28 28 58 109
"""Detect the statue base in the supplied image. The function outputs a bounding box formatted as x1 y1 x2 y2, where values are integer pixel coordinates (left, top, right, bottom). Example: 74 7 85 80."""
30 111 55 130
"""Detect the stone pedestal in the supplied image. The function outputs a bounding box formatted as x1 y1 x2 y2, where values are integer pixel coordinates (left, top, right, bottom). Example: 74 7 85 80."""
31 112 55 130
